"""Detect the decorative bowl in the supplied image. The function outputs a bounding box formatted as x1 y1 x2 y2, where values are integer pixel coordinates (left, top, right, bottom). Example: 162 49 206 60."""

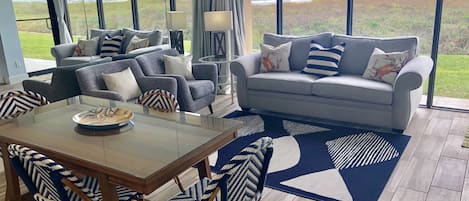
72 107 134 130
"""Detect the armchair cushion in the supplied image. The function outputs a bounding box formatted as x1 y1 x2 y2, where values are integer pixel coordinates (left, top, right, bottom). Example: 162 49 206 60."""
311 75 394 105
188 80 215 99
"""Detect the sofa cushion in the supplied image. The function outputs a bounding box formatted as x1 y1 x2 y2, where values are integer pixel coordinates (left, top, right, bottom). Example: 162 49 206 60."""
188 80 214 100
332 34 418 75
311 75 394 105
248 71 320 95
263 32 333 71
60 56 102 66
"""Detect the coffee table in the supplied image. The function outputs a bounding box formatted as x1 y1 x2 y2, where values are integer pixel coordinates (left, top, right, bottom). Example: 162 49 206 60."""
0 96 241 201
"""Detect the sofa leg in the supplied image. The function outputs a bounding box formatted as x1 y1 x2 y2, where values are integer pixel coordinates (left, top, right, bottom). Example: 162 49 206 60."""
208 104 214 114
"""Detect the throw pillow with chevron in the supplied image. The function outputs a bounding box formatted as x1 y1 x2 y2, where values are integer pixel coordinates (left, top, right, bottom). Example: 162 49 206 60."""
0 90 49 120
136 89 179 112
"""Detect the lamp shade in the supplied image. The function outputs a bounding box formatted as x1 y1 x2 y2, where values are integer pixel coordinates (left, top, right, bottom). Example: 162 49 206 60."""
166 11 186 30
204 11 233 31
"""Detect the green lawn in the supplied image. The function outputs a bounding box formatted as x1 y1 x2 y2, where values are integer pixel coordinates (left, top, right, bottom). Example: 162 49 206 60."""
19 32 54 60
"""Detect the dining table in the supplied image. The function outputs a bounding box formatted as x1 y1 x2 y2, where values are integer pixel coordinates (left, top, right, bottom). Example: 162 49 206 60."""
0 95 242 201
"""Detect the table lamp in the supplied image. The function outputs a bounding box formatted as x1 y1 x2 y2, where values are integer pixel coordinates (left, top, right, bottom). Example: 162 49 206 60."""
166 11 186 54
204 11 233 59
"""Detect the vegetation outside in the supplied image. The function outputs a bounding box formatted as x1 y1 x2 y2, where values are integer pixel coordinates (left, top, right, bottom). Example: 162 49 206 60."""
12 0 469 99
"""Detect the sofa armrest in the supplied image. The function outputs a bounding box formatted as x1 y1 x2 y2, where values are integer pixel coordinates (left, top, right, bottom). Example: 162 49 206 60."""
230 52 261 109
51 43 78 66
392 55 433 130
82 90 125 102
138 76 178 97
192 63 218 94
394 56 433 92
22 80 52 100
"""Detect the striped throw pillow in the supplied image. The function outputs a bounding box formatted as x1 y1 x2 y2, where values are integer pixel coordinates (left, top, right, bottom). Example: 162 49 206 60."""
100 35 124 57
302 41 346 76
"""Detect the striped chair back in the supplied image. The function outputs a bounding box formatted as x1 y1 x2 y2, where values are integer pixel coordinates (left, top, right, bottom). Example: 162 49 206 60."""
7 144 98 201
34 194 55 201
136 89 179 112
202 137 274 201
0 90 49 120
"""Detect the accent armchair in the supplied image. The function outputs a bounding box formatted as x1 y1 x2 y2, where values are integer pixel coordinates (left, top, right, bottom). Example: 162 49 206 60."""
75 59 177 102
135 49 218 113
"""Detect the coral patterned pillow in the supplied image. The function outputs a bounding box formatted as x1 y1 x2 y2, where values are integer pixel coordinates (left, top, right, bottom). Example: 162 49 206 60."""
362 48 409 85
260 42 292 73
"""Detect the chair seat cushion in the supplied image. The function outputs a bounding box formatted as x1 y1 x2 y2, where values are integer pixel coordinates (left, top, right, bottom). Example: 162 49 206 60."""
60 56 102 66
170 177 220 201
311 75 394 105
188 80 215 100
247 71 320 95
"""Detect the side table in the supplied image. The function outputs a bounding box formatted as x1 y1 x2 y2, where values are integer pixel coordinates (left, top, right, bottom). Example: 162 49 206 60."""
199 55 238 103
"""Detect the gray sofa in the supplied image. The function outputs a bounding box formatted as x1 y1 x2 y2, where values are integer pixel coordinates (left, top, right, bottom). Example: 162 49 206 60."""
51 28 170 66
75 59 177 102
231 33 433 131
135 49 218 113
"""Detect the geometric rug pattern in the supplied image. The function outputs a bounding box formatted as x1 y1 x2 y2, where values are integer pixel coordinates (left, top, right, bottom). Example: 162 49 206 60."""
212 111 410 201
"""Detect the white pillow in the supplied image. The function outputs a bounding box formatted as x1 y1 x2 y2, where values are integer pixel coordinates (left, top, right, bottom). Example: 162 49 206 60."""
73 37 99 56
362 48 409 85
163 55 195 80
125 35 150 54
260 42 292 73
102 67 142 100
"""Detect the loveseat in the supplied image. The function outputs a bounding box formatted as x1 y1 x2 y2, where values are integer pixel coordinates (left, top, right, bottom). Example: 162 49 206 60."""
51 28 170 66
231 33 433 131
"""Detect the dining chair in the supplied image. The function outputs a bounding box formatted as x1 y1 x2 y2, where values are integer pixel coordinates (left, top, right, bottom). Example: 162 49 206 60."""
34 194 55 201
7 144 143 201
0 90 49 120
169 137 274 201
136 89 179 112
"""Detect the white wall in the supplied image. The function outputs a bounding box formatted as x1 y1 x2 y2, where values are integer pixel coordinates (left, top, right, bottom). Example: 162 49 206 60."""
0 0 28 84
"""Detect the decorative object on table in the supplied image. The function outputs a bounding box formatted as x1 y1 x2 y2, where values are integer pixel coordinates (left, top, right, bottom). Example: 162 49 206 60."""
362 48 409 85
7 144 142 201
462 128 469 148
167 11 187 55
125 35 150 54
163 54 195 80
102 67 142 100
100 34 124 57
302 41 346 76
204 11 233 58
73 37 99 56
260 42 292 73
212 111 410 201
0 90 49 120
72 106 134 130
170 137 273 201
136 89 179 113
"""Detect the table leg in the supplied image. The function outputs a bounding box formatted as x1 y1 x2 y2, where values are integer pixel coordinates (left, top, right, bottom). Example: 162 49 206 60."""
97 175 119 201
1 143 21 201
195 157 212 179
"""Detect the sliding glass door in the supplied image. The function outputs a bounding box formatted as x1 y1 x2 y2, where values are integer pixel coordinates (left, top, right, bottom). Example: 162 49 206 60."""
432 0 469 110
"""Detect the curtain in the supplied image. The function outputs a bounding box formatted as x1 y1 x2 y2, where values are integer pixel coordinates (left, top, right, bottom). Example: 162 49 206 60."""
192 0 246 61
53 0 72 44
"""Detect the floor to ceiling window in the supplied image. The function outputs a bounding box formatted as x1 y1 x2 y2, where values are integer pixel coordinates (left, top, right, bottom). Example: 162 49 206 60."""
433 0 469 110
174 0 193 53
68 0 99 40
13 0 55 72
103 0 133 29
138 0 167 31
246 1 276 52
283 0 346 35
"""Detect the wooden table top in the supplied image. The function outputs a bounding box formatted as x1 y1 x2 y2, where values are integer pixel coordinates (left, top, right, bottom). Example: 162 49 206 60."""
0 96 241 194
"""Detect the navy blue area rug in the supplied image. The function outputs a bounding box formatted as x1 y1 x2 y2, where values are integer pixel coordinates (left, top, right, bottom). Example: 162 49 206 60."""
211 111 410 201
